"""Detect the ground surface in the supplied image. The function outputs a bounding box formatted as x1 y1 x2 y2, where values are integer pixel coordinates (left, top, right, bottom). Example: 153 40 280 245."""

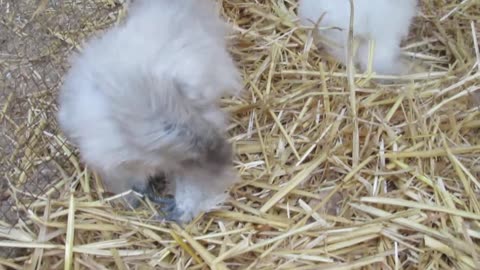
0 0 479 269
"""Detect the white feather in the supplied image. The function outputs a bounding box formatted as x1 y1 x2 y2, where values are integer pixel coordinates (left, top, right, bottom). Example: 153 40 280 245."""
58 0 241 223
298 0 417 75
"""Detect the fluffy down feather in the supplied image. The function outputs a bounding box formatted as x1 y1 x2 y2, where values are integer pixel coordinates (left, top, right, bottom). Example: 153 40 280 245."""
298 0 417 75
57 0 241 223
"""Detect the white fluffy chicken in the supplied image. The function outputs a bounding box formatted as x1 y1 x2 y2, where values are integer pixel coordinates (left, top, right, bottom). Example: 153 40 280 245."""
57 0 242 223
298 0 417 75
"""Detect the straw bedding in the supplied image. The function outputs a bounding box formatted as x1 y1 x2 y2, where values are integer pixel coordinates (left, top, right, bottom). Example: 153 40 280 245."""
0 0 479 269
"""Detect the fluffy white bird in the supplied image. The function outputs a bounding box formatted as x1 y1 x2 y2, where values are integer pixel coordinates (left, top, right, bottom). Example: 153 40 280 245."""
57 0 242 223
298 0 417 75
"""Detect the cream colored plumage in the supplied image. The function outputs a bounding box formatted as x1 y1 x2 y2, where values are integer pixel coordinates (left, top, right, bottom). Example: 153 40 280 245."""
58 0 241 223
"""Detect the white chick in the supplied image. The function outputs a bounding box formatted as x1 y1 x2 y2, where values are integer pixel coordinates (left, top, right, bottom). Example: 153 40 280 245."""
57 0 242 223
298 0 417 75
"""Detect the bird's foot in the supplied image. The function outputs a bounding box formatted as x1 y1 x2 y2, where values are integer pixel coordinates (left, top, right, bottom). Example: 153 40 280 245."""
132 189 182 222
146 195 184 222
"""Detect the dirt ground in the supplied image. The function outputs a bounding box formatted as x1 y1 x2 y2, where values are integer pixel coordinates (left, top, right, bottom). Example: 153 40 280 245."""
0 0 125 258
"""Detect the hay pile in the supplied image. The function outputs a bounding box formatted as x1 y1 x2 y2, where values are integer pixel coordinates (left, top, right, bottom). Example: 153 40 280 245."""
1 0 479 269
